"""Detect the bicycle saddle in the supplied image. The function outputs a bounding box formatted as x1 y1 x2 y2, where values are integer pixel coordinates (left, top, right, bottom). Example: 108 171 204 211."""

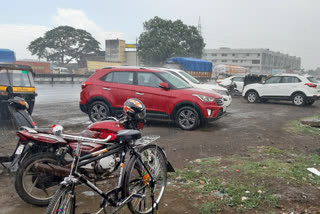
116 130 141 141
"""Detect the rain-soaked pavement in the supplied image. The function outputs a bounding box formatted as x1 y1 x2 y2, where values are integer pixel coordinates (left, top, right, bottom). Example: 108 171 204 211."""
0 83 320 214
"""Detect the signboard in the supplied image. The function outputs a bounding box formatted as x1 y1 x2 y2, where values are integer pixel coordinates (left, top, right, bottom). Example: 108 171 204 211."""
125 44 137 48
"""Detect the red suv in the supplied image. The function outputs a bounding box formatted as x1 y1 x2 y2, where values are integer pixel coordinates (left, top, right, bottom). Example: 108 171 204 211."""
80 67 225 130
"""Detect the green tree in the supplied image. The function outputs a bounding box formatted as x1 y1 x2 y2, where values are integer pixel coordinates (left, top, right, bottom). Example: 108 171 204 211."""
28 26 100 65
138 16 205 66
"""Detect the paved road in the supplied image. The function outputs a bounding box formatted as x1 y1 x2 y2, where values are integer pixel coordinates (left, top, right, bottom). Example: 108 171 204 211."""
0 84 320 214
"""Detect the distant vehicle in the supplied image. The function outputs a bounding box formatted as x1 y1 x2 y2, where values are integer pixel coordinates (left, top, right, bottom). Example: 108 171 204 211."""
217 76 245 93
0 49 16 63
242 74 320 106
0 64 36 116
165 57 212 79
213 64 247 79
80 67 226 130
161 68 232 107
53 67 71 74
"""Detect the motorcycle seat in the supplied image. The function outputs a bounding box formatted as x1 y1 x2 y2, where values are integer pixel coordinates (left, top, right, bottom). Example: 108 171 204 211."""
116 130 141 141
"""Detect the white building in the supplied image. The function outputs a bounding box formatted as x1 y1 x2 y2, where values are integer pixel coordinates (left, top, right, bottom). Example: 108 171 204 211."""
203 48 301 74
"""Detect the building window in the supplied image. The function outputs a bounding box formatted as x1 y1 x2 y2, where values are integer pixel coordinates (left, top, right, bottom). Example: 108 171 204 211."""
232 60 238 63
221 54 227 57
240 60 243 63
257 53 260 57
252 60 260 64
221 60 227 63
212 60 216 63
232 54 235 56
211 53 217 56
246 53 250 56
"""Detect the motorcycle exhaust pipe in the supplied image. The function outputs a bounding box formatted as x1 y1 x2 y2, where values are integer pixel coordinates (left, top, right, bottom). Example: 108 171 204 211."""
33 162 70 177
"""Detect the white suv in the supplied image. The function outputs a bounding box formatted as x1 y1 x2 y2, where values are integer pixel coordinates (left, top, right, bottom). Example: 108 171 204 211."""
242 74 320 106
161 68 232 106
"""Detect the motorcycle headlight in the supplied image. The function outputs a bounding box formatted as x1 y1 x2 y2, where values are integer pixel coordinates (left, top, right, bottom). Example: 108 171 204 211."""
192 94 215 102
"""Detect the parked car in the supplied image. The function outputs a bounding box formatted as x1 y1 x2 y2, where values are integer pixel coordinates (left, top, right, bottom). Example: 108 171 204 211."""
160 68 232 107
80 67 226 130
217 76 245 93
242 74 320 106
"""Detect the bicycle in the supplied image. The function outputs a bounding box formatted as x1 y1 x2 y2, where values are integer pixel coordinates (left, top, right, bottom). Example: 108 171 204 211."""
45 125 174 214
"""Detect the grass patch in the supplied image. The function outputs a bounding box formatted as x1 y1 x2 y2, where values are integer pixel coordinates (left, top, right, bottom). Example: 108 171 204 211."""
286 113 320 136
169 146 320 213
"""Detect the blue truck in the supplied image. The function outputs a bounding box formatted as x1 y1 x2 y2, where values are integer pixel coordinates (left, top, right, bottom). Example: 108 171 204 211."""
0 49 16 63
165 57 212 79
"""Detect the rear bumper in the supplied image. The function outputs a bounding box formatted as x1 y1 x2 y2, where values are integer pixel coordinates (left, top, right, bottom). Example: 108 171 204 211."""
307 95 320 101
80 103 87 113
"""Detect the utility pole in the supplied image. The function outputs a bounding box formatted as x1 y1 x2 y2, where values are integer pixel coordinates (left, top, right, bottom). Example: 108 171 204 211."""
197 16 202 36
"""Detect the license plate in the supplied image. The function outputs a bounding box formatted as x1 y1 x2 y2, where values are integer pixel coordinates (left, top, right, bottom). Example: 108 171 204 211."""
15 145 25 155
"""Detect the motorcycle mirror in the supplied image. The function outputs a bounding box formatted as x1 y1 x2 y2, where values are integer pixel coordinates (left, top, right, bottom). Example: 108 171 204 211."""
52 125 64 136
6 86 13 98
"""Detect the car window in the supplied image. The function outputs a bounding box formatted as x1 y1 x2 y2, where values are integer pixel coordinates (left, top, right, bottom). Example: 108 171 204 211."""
112 71 133 84
179 71 200 84
265 76 281 84
157 72 191 89
233 77 244 82
0 69 10 86
137 72 162 87
307 77 318 83
100 72 113 82
281 76 301 83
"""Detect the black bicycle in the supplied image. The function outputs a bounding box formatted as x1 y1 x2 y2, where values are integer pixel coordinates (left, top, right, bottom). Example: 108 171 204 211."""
45 125 174 214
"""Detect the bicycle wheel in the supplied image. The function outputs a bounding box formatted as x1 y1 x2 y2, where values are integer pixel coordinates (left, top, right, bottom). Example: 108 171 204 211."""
124 144 167 214
45 185 75 214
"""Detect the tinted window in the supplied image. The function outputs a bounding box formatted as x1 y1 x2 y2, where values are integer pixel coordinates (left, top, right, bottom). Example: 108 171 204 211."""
281 76 301 83
307 77 318 83
100 72 113 82
113 72 133 84
265 76 281 84
137 72 162 87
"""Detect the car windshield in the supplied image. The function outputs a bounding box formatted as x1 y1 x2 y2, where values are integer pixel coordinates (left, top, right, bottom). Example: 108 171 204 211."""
158 72 192 89
179 71 200 84
307 77 318 83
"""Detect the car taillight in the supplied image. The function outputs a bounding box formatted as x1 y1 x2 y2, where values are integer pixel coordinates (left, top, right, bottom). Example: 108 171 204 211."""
305 83 317 88
82 82 92 89
216 81 221 84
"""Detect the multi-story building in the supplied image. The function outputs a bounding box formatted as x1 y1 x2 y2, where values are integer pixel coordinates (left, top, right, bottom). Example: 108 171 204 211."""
203 48 301 74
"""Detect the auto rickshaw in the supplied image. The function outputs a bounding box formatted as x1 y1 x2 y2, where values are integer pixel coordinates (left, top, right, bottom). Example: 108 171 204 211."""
0 64 36 119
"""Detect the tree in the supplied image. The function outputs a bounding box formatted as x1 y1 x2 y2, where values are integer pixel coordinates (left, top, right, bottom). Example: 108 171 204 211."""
28 26 100 65
138 16 205 66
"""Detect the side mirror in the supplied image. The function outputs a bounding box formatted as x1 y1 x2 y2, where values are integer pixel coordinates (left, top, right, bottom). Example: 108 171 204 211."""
159 82 169 90
6 86 13 98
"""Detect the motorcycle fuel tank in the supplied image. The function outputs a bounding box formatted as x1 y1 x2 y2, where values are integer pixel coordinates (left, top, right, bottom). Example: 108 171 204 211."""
87 121 124 133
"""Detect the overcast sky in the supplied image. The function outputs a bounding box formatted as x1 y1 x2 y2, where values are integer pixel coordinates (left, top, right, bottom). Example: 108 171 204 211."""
0 0 319 69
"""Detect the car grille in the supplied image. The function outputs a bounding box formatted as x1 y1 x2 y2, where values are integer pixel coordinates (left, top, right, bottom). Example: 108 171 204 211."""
216 98 224 106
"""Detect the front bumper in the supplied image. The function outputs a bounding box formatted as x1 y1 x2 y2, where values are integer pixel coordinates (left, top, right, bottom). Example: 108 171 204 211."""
205 108 225 122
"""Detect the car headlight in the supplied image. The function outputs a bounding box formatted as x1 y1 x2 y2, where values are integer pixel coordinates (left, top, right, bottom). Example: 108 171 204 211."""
192 94 215 102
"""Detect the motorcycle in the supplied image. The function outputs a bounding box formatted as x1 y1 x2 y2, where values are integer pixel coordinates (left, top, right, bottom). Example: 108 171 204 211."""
14 99 147 206
0 86 37 171
219 80 241 97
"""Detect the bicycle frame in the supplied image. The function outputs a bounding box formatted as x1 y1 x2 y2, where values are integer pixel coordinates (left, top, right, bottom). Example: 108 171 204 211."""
60 137 156 214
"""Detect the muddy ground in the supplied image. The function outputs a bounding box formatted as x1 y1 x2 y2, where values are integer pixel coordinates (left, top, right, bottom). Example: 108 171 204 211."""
0 87 319 214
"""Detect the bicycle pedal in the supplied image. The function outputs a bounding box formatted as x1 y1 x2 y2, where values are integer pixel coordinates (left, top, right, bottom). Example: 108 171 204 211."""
132 193 145 198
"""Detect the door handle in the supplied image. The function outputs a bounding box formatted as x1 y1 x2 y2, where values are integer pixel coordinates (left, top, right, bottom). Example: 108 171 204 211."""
136 92 144 95
103 88 111 91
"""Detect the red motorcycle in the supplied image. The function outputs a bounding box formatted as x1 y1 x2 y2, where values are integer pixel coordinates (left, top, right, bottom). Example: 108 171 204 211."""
14 98 148 206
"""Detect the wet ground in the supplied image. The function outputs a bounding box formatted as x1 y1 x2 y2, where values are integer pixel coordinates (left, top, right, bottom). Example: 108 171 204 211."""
0 84 319 213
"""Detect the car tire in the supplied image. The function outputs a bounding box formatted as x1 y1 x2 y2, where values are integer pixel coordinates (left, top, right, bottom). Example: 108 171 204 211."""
175 106 200 131
292 93 306 106
246 91 258 103
88 101 110 122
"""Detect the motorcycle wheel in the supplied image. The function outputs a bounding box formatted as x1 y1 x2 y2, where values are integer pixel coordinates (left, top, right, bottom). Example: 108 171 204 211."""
14 152 65 207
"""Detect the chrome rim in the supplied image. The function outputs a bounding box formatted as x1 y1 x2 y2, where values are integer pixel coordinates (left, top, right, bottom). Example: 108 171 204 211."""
178 109 196 129
294 95 303 105
90 104 108 121
50 189 73 214
247 93 257 103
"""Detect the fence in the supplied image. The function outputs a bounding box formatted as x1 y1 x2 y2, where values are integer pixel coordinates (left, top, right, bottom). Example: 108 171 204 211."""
34 73 91 84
